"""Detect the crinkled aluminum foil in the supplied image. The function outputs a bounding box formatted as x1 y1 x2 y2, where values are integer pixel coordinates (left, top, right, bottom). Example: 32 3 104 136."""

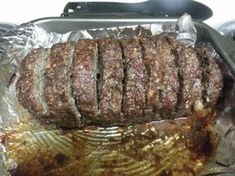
0 14 235 176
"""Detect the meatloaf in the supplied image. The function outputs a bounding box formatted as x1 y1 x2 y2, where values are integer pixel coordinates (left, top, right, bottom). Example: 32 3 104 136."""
175 44 203 116
140 37 163 117
157 37 179 117
72 39 99 122
121 37 147 122
195 43 223 106
98 37 124 123
16 48 50 117
44 42 82 128
16 35 223 128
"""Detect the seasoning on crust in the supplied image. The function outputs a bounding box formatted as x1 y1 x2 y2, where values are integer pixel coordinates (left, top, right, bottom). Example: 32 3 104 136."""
157 37 179 116
16 48 50 118
16 35 223 127
72 39 100 122
195 43 223 106
98 37 124 122
140 37 163 119
121 37 147 121
44 42 82 128
176 44 203 116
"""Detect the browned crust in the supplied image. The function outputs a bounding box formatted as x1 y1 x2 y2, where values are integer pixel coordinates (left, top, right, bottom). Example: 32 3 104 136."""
72 39 99 120
44 42 81 128
195 44 223 106
157 37 179 115
140 37 163 115
17 36 223 127
176 44 203 115
121 37 147 119
16 48 49 116
98 37 124 122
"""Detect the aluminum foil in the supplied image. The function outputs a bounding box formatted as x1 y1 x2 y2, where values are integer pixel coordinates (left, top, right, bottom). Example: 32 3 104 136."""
0 14 235 176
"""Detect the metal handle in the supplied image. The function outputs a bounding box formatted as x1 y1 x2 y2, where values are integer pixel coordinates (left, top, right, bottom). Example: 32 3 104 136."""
194 21 235 75
61 0 212 20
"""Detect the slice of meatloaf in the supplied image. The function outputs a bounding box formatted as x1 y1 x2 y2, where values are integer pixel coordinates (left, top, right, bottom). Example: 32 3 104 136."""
98 37 124 122
195 43 223 106
121 37 147 121
72 39 99 121
176 44 203 116
44 42 82 128
16 48 50 117
140 37 163 116
157 37 179 116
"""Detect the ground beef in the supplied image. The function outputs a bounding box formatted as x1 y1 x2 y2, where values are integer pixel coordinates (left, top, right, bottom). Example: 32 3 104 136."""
17 35 223 128
195 43 223 106
176 44 203 116
98 37 124 122
16 48 50 118
140 37 163 118
44 42 82 128
157 37 179 117
121 37 147 121
72 39 99 122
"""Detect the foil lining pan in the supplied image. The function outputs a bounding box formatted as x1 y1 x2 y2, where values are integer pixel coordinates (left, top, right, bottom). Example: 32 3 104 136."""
0 14 235 176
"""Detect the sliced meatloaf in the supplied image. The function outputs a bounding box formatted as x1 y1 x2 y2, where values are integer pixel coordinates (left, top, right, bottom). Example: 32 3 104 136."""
98 37 124 122
44 42 82 128
195 43 223 106
121 37 147 121
16 48 50 117
16 35 223 128
72 39 100 122
176 44 203 116
157 37 179 116
140 37 163 116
